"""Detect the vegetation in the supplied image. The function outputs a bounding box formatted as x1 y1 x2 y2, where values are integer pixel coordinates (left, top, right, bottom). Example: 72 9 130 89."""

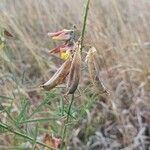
0 0 150 150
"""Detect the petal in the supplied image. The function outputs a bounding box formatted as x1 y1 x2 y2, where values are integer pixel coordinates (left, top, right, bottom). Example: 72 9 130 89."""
47 30 64 37
48 29 74 41
60 51 70 60
49 44 66 54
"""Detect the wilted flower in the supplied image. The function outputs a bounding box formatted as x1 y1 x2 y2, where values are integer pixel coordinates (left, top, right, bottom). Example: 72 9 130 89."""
49 43 74 60
41 28 80 94
41 28 108 96
48 29 75 60
48 29 74 41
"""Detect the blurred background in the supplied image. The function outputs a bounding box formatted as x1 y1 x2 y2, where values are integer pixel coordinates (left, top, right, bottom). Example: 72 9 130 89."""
0 0 150 149
0 0 150 98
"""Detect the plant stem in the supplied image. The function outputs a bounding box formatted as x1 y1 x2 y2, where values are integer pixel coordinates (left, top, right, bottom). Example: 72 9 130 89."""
61 0 90 149
61 94 74 150
20 116 60 124
80 0 91 52
0 122 55 150
61 0 90 150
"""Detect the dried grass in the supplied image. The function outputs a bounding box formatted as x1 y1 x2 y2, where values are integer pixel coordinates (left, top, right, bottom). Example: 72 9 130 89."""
0 0 150 149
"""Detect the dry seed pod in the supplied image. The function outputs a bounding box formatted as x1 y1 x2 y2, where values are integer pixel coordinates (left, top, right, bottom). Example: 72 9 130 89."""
66 43 81 94
86 47 108 93
41 59 72 91
85 47 96 82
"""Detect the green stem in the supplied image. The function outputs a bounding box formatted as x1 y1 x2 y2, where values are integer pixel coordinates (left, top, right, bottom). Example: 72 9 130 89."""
80 0 91 52
0 122 55 150
61 0 90 149
61 0 90 150
61 94 74 150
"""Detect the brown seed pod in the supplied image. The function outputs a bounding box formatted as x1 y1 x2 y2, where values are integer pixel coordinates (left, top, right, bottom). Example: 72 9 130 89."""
86 47 108 94
41 59 72 91
66 43 81 94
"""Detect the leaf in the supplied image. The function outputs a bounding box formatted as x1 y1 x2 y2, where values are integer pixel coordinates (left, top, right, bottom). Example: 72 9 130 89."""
4 30 13 37
16 99 29 124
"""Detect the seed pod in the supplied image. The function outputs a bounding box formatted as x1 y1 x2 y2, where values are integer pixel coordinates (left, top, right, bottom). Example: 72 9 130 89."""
41 59 72 91
86 47 108 94
66 43 81 94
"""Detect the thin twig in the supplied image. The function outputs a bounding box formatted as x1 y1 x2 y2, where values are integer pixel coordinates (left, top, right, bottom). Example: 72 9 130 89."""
80 0 91 52
0 122 55 150
61 94 74 150
61 0 90 149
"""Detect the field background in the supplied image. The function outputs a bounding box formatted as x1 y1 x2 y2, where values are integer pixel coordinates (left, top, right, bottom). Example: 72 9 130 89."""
0 0 150 149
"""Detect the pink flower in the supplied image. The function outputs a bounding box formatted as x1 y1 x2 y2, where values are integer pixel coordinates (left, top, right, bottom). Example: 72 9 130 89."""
48 29 74 41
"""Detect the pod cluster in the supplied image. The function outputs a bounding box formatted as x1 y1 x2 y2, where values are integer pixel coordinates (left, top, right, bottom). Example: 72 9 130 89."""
41 28 81 95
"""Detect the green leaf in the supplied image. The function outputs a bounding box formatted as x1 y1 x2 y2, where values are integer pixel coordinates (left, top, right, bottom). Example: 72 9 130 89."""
16 99 29 124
